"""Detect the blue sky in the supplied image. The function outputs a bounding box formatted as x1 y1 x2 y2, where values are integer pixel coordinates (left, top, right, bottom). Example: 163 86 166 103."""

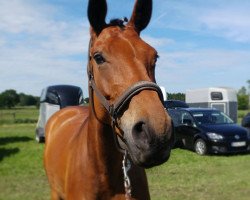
0 0 250 96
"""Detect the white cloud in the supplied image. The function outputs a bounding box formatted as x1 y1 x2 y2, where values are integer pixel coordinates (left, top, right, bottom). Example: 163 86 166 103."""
0 0 90 96
142 35 175 48
156 49 250 93
0 0 54 34
153 0 250 43
200 7 250 42
1 0 250 97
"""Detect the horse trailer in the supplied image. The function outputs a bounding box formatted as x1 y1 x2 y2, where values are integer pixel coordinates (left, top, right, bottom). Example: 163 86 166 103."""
160 86 167 101
186 87 238 123
35 85 84 142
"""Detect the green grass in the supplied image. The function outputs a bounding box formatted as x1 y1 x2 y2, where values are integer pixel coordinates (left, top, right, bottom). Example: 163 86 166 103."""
238 109 250 124
0 107 39 125
147 149 250 200
0 124 49 200
0 108 250 200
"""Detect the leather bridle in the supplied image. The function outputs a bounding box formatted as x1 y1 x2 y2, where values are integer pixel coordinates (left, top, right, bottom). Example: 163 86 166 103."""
87 39 164 199
87 40 164 152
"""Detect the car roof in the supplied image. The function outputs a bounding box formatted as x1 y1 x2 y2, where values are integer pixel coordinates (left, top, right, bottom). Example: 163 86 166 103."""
169 107 218 112
164 100 189 109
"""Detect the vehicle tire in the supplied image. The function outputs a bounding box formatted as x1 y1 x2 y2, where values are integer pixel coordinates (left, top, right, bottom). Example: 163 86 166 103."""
194 138 207 155
35 134 45 143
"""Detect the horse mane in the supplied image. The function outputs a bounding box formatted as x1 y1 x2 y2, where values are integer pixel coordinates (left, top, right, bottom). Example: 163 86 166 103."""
108 17 128 29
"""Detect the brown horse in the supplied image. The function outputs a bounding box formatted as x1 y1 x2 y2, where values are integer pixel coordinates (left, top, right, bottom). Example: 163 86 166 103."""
44 0 173 199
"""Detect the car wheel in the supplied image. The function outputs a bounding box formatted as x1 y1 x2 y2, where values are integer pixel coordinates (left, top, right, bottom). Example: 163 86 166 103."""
194 138 207 155
35 134 45 143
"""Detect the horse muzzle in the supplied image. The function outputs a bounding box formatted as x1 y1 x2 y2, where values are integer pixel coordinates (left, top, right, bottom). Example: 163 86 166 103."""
122 121 174 168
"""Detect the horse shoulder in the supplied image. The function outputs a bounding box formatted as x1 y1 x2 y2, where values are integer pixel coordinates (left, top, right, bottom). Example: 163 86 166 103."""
44 106 89 198
45 106 89 141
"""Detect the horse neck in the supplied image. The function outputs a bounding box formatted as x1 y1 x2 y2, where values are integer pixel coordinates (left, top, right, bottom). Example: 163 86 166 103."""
87 108 123 174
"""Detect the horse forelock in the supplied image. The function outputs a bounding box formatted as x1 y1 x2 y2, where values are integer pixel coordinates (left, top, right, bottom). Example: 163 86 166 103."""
108 18 128 29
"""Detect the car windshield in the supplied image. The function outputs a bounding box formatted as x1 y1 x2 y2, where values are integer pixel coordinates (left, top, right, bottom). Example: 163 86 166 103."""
191 110 234 125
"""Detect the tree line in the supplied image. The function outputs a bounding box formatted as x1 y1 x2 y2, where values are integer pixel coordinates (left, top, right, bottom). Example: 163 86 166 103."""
0 89 39 108
237 80 250 110
1 83 249 110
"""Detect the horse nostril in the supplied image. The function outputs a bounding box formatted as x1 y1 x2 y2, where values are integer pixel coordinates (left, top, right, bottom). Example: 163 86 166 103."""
134 121 144 133
132 121 149 143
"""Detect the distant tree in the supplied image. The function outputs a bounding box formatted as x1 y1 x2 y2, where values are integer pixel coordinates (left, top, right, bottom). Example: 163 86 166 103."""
247 80 250 94
238 83 250 110
0 89 19 108
0 95 4 108
167 93 185 101
19 93 38 106
238 95 249 110
238 86 247 96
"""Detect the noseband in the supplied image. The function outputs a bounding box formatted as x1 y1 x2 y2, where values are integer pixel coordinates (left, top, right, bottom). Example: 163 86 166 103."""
88 76 164 123
87 40 164 152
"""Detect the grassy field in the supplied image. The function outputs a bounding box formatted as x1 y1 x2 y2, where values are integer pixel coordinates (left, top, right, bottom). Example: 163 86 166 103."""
0 124 49 200
0 107 250 200
0 107 39 125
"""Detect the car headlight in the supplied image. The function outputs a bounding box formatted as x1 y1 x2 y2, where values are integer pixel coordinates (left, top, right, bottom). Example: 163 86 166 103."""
206 132 224 140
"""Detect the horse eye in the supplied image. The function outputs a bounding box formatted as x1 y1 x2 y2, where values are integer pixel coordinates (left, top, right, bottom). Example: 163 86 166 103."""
93 53 105 65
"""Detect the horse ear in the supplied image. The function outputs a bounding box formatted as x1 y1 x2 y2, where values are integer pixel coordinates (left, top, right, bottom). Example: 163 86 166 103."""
128 0 152 33
88 0 107 35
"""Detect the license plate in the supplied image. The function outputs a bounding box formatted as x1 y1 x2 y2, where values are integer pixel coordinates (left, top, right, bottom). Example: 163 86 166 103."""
231 141 246 147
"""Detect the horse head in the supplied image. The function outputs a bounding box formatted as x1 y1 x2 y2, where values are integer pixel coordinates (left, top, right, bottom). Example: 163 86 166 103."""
87 0 174 168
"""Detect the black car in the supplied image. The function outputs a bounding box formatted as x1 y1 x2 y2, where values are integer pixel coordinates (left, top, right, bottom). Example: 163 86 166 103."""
164 100 189 109
167 107 250 155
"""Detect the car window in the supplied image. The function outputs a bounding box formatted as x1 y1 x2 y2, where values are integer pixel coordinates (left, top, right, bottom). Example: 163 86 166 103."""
46 92 60 105
180 111 194 125
168 110 194 126
40 88 47 102
192 110 234 125
192 112 210 124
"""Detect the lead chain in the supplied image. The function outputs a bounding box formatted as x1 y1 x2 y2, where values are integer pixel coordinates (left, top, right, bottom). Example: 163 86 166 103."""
122 150 132 199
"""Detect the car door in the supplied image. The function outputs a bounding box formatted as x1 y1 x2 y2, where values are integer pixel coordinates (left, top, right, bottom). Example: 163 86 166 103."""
175 111 200 149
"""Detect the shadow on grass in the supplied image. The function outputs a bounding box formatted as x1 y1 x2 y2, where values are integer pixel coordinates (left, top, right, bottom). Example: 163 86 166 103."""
210 151 250 157
0 136 33 145
0 147 20 162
